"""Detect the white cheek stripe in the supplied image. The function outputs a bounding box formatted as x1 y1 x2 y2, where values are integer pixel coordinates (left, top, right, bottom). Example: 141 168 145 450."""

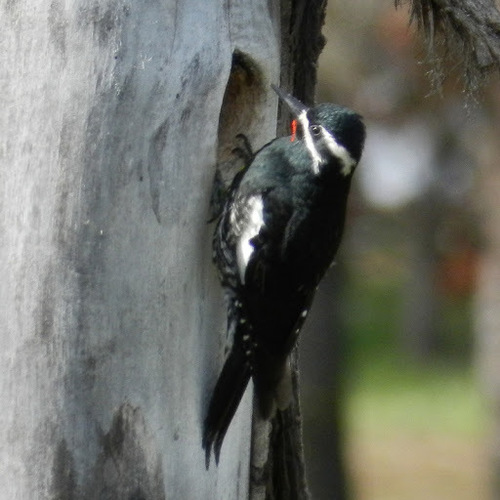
298 112 357 176
236 196 264 284
322 130 357 176
298 111 321 175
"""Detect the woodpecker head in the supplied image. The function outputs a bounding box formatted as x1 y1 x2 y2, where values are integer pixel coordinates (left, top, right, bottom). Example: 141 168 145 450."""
272 85 365 176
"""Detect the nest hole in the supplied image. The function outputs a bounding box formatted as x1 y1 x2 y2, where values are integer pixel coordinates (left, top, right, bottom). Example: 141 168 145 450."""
216 51 265 182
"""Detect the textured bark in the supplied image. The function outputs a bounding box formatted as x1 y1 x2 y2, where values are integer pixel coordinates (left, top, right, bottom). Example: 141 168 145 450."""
0 1 280 497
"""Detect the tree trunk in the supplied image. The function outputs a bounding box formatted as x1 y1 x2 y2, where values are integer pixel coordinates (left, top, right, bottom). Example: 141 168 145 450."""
0 1 282 497
474 97 500 500
250 1 329 499
299 270 350 500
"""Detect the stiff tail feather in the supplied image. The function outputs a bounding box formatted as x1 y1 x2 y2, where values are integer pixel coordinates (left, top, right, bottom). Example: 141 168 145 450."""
202 343 252 468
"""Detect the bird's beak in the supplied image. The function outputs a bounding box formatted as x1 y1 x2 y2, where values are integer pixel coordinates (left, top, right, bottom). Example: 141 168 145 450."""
271 85 309 117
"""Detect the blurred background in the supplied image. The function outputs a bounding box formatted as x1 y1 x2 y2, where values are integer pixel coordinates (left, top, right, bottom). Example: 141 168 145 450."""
299 2 500 499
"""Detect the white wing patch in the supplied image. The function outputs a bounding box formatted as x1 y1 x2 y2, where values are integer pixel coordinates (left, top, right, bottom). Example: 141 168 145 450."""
321 128 357 176
236 195 264 284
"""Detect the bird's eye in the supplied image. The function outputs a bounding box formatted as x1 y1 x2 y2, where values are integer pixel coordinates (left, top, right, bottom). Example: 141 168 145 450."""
310 125 321 136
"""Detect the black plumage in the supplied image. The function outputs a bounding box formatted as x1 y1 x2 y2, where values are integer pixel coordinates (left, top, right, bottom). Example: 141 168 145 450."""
203 86 365 467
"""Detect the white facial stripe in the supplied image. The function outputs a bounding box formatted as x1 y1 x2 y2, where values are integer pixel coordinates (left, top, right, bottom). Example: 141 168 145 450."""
236 195 264 284
297 112 356 176
321 128 357 176
298 110 321 175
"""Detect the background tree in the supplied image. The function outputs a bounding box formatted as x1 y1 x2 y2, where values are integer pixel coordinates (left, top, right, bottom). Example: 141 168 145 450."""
395 2 500 498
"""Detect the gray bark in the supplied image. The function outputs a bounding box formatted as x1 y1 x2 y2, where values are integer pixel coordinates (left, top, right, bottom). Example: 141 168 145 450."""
0 1 280 497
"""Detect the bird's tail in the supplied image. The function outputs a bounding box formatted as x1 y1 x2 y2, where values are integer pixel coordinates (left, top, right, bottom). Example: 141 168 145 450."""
202 340 252 468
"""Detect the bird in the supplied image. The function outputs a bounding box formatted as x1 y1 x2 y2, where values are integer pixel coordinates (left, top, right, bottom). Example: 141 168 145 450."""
203 84 366 468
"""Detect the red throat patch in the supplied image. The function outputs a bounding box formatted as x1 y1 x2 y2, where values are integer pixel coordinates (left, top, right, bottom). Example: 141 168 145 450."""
290 119 297 142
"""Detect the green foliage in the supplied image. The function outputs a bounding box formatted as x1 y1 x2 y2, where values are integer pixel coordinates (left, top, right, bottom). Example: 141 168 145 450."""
342 257 484 437
344 273 404 356
347 353 486 438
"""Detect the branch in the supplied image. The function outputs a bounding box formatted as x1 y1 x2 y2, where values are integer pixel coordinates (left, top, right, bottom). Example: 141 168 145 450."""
396 0 500 91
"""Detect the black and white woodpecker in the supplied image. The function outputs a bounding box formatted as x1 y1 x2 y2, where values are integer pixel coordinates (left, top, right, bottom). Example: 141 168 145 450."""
203 85 366 467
